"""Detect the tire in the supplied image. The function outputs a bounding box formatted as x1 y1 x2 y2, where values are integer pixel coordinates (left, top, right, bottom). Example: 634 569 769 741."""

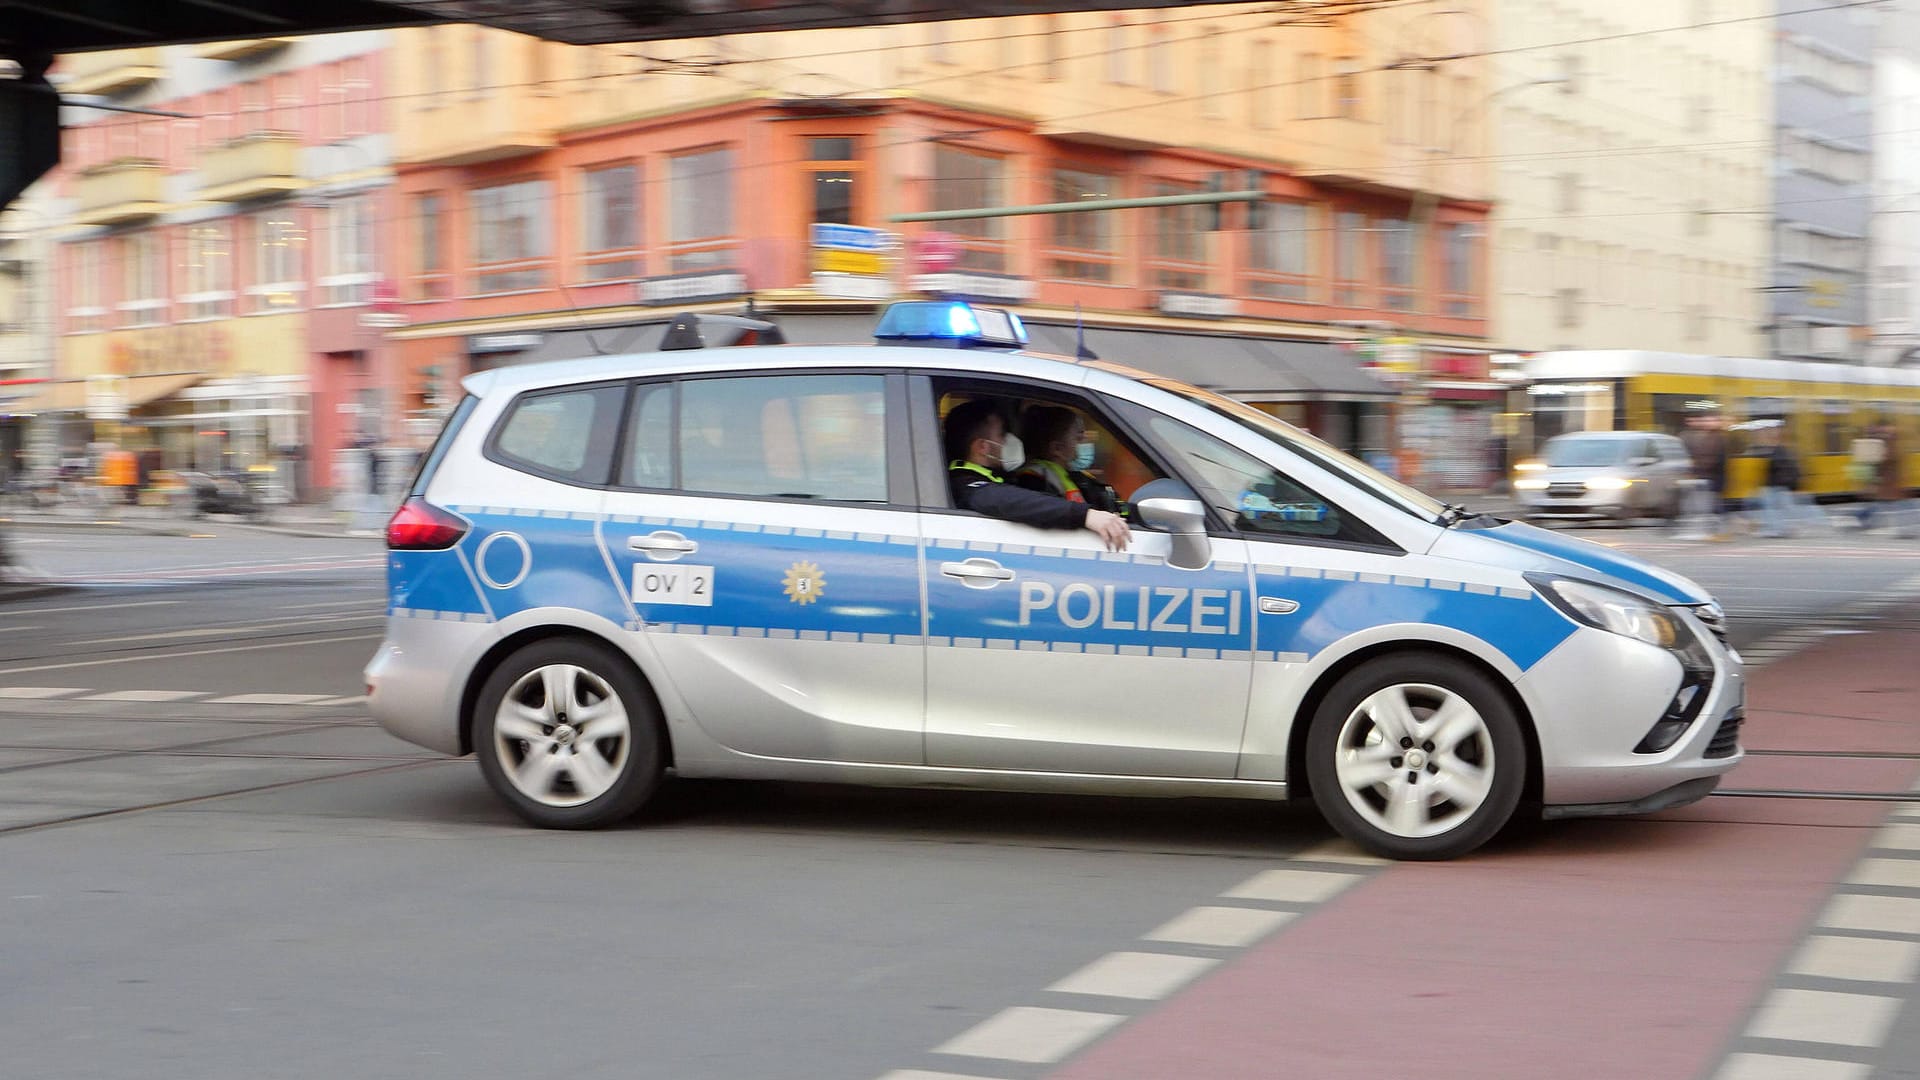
1305 653 1527 860
473 638 665 829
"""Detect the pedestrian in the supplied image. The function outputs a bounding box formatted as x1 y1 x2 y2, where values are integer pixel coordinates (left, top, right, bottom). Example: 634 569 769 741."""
1753 424 1800 539
1681 413 1729 539
1870 423 1910 535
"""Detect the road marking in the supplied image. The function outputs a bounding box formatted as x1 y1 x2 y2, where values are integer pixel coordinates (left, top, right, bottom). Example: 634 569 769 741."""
1713 1053 1870 1080
1786 935 1920 985
281 599 385 611
1143 906 1296 948
81 690 207 703
1222 867 1366 904
0 687 86 699
1818 894 1920 936
1292 839 1391 865
1744 988 1902 1047
0 625 42 632
207 693 335 706
72 614 380 647
311 695 369 707
1871 823 1920 851
0 633 384 675
1045 951 1216 1001
0 599 180 616
876 1071 1009 1080
932 1007 1124 1064
1849 858 1920 890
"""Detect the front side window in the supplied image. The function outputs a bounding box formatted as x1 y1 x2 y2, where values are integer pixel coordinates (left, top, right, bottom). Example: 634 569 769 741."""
678 374 887 502
1050 168 1119 282
1144 413 1388 547
668 147 735 272
492 385 624 484
581 163 641 281
472 179 552 294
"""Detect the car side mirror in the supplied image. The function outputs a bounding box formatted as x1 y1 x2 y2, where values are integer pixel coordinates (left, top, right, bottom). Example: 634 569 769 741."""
1131 478 1211 571
1632 456 1658 466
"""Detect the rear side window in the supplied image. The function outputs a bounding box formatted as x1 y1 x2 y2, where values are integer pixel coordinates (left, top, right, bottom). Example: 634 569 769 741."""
409 394 478 497
678 374 887 502
490 385 625 484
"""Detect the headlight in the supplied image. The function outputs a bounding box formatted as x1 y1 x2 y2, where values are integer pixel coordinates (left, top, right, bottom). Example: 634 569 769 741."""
1514 478 1549 491
1514 461 1546 472
1526 574 1683 649
1584 476 1633 491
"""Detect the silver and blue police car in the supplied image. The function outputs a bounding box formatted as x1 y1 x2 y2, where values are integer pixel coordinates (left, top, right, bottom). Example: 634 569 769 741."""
365 301 1743 860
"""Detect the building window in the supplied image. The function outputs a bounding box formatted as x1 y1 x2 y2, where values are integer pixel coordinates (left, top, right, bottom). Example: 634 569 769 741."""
1107 18 1129 85
470 27 489 100
1299 53 1322 117
1333 210 1366 306
668 147 736 272
472 178 552 294
929 21 951 65
321 196 377 305
117 232 164 328
1199 32 1222 118
182 221 233 321
1377 217 1415 311
250 210 305 312
1558 172 1579 214
1335 60 1360 120
1685 304 1707 342
932 145 1006 273
343 56 373 136
1150 25 1173 94
422 29 445 109
580 162 641 281
415 192 447 298
1150 181 1208 291
240 81 268 137
1557 287 1582 329
1558 53 1581 93
1246 201 1315 301
1049 168 1120 283
805 136 860 228
67 240 107 333
1248 40 1273 128
1043 18 1061 80
1441 222 1477 317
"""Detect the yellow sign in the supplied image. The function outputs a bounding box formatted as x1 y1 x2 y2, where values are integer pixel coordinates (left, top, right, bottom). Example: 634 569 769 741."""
813 249 887 276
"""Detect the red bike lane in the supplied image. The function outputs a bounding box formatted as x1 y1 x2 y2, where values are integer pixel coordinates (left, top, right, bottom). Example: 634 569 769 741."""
1050 612 1920 1080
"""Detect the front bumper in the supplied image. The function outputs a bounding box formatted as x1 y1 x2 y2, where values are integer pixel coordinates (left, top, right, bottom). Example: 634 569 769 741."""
1520 612 1743 812
1518 486 1635 519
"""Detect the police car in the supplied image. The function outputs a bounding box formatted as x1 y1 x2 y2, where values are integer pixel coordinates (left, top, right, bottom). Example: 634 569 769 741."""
366 301 1743 860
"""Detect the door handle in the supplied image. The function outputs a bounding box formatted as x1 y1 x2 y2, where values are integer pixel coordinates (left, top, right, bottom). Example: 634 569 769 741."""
628 531 698 560
940 557 1015 588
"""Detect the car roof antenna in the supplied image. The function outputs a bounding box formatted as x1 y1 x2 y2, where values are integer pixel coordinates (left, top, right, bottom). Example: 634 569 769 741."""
1075 303 1098 361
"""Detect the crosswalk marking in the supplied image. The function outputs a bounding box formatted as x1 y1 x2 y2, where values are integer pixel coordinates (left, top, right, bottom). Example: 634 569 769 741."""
0 687 366 707
81 690 206 702
205 693 338 706
0 687 86 699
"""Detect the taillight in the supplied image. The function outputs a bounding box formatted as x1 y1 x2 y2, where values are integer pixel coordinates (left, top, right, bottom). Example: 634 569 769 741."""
386 498 468 550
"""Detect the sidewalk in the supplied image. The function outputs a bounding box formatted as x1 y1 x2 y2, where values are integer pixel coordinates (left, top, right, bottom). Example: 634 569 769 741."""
0 499 376 540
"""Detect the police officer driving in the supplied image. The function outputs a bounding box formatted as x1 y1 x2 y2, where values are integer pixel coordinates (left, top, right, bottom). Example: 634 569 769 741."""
1012 404 1124 515
944 398 1131 551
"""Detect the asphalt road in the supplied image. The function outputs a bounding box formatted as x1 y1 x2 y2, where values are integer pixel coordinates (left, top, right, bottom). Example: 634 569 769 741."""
1 520 1916 1080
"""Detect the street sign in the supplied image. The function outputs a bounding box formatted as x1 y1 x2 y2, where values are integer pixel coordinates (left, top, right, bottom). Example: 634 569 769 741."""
809 223 891 251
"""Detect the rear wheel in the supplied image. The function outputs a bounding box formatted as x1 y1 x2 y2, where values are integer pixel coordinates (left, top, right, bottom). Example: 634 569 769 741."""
474 638 664 829
1305 654 1527 860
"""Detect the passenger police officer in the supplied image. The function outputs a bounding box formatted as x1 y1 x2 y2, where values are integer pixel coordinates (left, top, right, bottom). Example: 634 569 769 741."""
944 398 1131 551
1011 405 1124 516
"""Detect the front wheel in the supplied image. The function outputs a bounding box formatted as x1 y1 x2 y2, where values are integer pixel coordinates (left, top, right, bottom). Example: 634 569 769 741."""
1305 654 1527 860
473 638 664 829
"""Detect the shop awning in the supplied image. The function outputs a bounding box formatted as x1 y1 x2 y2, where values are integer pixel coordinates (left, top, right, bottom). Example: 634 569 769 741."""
26 371 206 414
1021 323 1396 402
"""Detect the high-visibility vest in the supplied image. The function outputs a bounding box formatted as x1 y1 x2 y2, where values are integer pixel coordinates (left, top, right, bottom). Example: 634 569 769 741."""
1017 459 1084 503
949 460 1001 483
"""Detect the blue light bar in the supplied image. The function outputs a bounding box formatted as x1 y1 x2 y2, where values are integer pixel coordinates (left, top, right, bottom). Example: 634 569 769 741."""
874 301 1028 348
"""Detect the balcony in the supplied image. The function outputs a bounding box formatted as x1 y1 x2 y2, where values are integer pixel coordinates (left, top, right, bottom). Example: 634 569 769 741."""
194 39 291 62
401 94 557 167
200 132 305 203
71 159 167 227
59 48 164 96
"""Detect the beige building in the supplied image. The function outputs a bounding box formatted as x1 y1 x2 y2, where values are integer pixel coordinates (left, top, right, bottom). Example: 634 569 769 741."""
0 183 57 473
1488 0 1771 355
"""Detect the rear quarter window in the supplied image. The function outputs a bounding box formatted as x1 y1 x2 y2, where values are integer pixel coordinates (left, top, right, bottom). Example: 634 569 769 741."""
488 385 626 485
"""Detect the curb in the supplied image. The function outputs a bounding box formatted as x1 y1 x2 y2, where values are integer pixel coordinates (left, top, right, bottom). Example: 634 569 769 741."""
0 581 75 603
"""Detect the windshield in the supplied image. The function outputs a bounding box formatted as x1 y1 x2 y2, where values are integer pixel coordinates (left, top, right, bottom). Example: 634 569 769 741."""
1140 376 1448 521
1544 437 1629 468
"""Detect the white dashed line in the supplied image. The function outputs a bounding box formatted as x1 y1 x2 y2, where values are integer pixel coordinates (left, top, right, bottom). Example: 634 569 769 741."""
1143 906 1296 948
933 1007 1124 1064
205 694 337 706
1786 935 1920 985
1045 951 1217 1001
1871 823 1920 851
1848 858 1920 890
1744 988 1903 1048
876 1071 1009 1080
0 687 86 699
1818 894 1920 936
80 690 206 702
1222 867 1365 904
1713 1053 1871 1080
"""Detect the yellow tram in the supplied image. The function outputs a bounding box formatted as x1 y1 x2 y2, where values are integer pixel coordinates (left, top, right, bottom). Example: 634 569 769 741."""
1522 351 1920 501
